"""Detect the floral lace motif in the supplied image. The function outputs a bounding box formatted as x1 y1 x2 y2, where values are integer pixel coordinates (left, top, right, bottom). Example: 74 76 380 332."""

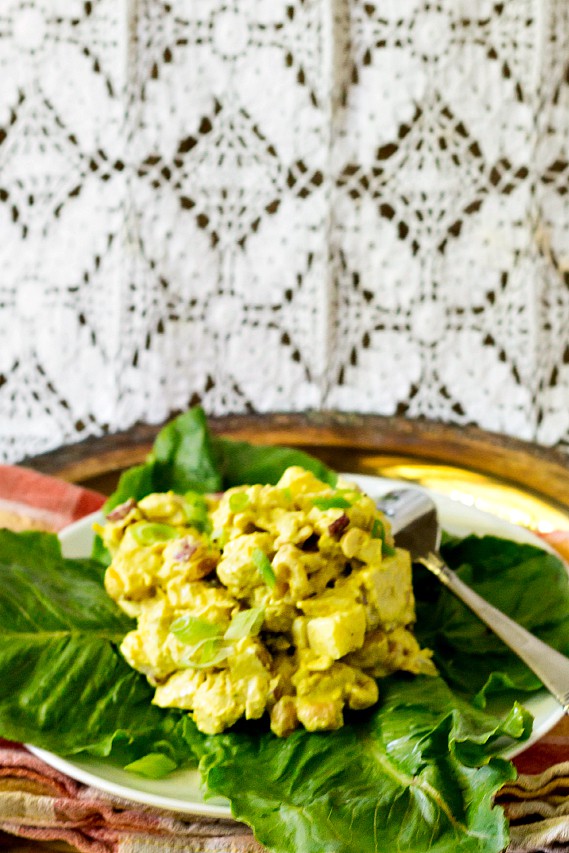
1 0 569 461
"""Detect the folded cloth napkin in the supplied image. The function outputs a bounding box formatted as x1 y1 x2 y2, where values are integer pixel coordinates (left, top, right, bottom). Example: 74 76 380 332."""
0 463 568 853
0 742 263 853
497 753 569 853
0 465 104 532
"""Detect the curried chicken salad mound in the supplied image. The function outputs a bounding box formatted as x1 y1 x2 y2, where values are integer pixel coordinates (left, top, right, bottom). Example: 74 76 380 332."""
98 466 436 736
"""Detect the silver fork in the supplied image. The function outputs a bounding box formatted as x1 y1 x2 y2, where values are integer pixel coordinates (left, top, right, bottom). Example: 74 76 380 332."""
377 488 569 714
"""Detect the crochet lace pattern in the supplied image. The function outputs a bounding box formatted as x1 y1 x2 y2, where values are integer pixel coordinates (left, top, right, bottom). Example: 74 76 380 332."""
1 0 568 461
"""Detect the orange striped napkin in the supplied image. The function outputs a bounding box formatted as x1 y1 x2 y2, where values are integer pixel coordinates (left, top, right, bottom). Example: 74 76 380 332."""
0 465 104 532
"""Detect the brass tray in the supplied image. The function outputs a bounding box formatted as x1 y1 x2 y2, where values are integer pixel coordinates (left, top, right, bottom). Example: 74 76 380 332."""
25 412 569 532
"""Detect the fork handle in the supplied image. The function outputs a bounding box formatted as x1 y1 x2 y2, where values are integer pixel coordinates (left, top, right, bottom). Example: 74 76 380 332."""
422 551 569 713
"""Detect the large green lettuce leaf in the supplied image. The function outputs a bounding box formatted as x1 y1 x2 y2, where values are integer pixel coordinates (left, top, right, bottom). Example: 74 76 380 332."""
0 530 192 763
213 436 337 490
196 677 528 853
93 406 336 563
418 536 569 703
104 407 336 513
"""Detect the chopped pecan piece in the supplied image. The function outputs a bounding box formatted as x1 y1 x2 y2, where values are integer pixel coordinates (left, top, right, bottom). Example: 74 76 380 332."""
172 537 199 562
328 513 349 538
106 498 137 522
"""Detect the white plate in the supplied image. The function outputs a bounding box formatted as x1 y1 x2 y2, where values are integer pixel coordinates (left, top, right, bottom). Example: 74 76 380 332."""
29 475 567 817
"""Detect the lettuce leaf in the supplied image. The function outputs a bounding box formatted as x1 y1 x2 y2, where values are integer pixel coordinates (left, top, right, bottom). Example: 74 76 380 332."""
417 536 569 704
0 528 536 851
151 407 223 494
197 677 528 853
0 530 194 765
212 437 337 489
93 407 336 563
101 408 221 515
103 407 336 513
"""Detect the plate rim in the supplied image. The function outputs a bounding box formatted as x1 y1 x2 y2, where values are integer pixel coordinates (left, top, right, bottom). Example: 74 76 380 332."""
26 744 232 817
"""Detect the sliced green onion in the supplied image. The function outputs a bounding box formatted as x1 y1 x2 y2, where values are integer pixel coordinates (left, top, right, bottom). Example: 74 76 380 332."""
183 492 210 532
170 614 222 645
371 518 384 540
312 496 352 511
252 548 276 588
225 607 264 641
370 516 396 555
229 492 250 512
124 753 177 779
180 637 230 669
131 522 179 546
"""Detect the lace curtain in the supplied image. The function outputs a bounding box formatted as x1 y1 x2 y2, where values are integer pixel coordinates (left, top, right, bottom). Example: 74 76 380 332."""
1 0 569 462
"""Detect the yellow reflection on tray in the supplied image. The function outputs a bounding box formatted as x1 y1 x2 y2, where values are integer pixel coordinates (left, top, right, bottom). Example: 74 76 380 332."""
341 455 569 534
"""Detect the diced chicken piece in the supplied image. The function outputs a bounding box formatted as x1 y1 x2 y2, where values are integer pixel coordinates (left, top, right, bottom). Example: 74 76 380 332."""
382 627 437 676
346 626 437 678
153 668 207 709
348 671 379 709
294 660 349 699
120 599 178 683
271 544 312 600
345 629 389 673
270 508 314 548
306 604 367 659
190 671 246 734
263 600 298 633
347 496 381 533
216 532 275 595
186 639 272 734
277 466 331 498
165 579 236 622
340 527 383 564
296 698 344 731
105 543 162 602
348 550 415 631
270 696 299 737
298 587 356 617
229 636 272 679
160 536 219 583
138 491 189 526
292 660 378 732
